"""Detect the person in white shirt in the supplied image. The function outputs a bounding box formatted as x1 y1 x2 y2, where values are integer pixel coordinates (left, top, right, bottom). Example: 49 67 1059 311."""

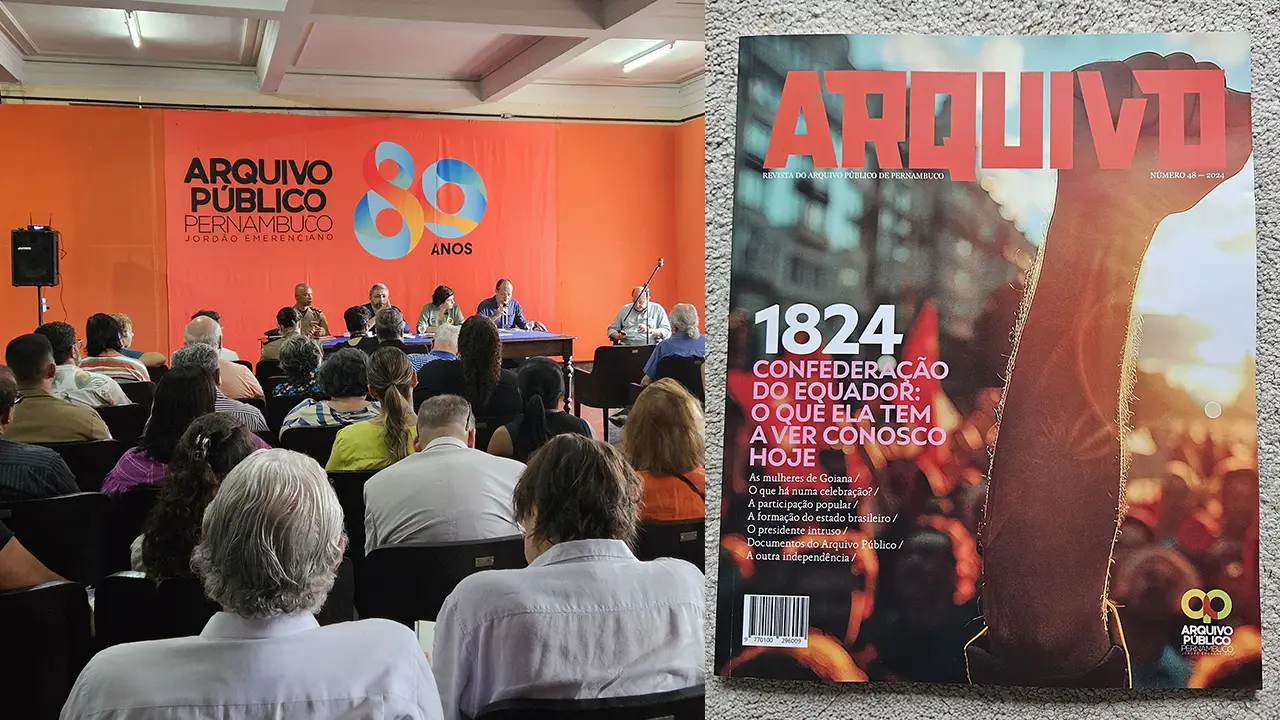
62 449 444 720
192 310 240 362
432 434 703 720
34 321 129 407
364 394 523 554
607 286 671 346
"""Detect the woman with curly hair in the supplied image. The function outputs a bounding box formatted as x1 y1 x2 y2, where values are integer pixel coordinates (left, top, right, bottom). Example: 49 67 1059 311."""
326 347 417 471
133 414 258 578
273 335 323 397
416 315 520 417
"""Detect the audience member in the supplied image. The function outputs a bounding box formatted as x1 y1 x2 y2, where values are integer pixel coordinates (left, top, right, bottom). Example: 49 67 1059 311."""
361 283 409 334
3 334 111 443
184 315 263 400
364 395 523 553
642 303 705 386
421 324 459 366
476 278 546 331
331 305 371 351
134 414 257 577
101 365 217 496
326 348 416 472
488 357 590 461
416 284 465 334
433 434 703 719
172 344 269 433
192 310 240 362
624 379 706 521
63 449 445 719
291 283 331 339
369 308 431 370
80 313 150 382
281 348 381 434
273 336 323 397
112 313 167 367
608 286 671 346
417 316 520 417
0 519 62 590
260 307 300 362
34 321 129 407
0 365 79 501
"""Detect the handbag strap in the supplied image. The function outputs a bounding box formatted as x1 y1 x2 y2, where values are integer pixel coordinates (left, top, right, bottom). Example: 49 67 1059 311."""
673 472 705 499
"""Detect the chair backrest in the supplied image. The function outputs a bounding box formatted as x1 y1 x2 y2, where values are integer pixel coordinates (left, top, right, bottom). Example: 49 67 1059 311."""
255 359 281 380
358 536 527 626
0 581 92 718
0 492 111 584
119 380 155 407
266 394 310 435
476 414 520 454
146 364 168 384
655 356 705 403
475 684 705 720
41 439 127 492
280 426 343 466
232 359 254 370
107 485 161 573
94 403 150 448
634 519 705 572
242 396 267 413
329 471 377 564
583 345 656 407
315 557 356 626
94 573 164 650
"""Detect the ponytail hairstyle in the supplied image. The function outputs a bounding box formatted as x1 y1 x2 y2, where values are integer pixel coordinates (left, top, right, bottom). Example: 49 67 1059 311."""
367 347 415 462
458 315 502 410
140 414 257 582
515 357 564 457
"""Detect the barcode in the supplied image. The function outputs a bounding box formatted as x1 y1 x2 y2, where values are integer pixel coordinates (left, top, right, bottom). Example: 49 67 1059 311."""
742 594 809 647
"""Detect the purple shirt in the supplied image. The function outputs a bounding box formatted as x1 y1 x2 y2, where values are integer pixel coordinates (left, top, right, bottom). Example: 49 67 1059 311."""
102 447 166 496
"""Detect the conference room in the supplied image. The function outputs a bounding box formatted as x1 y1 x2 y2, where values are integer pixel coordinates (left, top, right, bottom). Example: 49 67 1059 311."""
0 2 707 718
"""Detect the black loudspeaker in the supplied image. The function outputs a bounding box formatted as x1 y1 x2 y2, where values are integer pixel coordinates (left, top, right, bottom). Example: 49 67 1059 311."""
11 226 59 287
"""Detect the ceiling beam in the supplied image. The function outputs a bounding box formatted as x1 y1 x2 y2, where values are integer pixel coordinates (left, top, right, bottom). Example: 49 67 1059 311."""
479 0 678 102
256 0 313 92
13 0 287 19
308 0 600 36
0 28 22 83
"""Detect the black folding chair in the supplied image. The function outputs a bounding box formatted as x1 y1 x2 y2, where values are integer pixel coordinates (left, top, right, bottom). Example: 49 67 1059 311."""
266 394 310 436
476 415 520 454
315 557 356 626
255 359 282 387
0 493 111 584
357 536 527 626
329 471 377 567
243 396 267 413
232 359 254 371
0 581 93 719
40 439 127 492
95 403 150 448
146 364 168 384
574 345 655 426
119 380 155 407
280 426 342 466
94 573 165 650
635 519 705 572
656 356 705 403
107 485 161 572
475 685 705 720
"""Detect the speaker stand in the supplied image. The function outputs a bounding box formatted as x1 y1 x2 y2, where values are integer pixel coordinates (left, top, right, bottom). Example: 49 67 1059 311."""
36 286 47 327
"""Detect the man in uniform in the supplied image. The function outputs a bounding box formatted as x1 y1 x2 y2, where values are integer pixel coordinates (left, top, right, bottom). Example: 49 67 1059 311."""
292 283 330 338
360 283 408 334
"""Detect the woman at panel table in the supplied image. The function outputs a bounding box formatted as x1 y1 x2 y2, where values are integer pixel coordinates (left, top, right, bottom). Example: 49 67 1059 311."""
416 285 466 335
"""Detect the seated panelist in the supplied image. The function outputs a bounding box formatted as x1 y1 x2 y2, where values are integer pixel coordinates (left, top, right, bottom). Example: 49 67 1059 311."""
476 278 547 332
361 282 409 334
608 287 670 346
416 285 466 335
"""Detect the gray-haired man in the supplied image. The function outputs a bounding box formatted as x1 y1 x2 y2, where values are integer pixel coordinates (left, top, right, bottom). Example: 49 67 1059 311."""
172 343 268 433
63 449 444 719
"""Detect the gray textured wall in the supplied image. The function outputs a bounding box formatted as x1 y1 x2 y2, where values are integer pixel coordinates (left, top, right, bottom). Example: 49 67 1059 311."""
701 2 1277 717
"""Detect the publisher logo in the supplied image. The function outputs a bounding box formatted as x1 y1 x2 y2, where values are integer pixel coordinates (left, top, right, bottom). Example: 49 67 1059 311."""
1181 588 1232 623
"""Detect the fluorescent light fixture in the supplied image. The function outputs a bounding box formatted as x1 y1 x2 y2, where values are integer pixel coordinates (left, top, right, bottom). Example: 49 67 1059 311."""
623 42 674 73
124 10 141 48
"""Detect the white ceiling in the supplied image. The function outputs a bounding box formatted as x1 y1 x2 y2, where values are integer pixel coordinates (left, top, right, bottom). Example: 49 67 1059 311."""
0 0 705 120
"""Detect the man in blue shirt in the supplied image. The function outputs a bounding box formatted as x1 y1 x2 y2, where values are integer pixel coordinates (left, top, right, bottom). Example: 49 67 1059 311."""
476 278 547 331
642 303 705 385
421 324 459 365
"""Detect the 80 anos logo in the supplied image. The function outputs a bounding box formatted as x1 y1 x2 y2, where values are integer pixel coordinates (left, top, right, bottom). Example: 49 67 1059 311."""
353 141 486 260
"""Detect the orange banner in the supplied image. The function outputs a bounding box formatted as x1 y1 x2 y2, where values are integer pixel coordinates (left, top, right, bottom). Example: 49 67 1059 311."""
163 110 558 356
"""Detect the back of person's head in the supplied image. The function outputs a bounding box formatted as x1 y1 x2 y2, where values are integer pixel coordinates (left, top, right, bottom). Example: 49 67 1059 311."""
434 323 460 351
192 449 345 617
317 348 368 400
374 307 404 340
141 414 257 582
0 366 17 425
34 322 77 365
513 434 642 547
343 305 370 335
85 313 125 356
171 342 220 378
4 334 55 386
514 357 564 457
670 303 701 339
279 335 321 382
432 284 454 307
139 365 218 463
367 347 415 462
624 378 705 475
416 394 475 447
111 313 133 334
183 315 223 349
458 315 501 408
192 309 222 323
276 306 300 329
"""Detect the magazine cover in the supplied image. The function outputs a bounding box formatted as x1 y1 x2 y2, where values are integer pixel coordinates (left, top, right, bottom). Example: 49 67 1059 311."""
714 33 1258 689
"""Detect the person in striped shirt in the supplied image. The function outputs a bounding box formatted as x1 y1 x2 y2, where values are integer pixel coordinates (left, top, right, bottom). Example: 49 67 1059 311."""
79 313 150 383
171 344 269 434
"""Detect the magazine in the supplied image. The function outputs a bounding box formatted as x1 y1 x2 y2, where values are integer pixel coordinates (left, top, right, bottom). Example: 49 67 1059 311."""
713 32 1259 689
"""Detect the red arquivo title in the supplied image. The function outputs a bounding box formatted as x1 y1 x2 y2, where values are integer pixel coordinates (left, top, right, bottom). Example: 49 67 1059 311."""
765 69 1229 181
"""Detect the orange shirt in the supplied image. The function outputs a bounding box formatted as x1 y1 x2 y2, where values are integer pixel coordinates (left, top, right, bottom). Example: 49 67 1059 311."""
638 468 706 522
219 359 264 400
